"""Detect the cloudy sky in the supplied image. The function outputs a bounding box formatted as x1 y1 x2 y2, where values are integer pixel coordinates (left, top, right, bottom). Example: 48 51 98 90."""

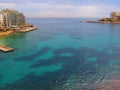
0 0 120 18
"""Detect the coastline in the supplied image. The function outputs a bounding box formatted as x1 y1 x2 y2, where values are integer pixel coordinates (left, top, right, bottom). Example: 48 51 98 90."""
17 26 38 32
0 26 37 37
0 30 15 37
85 20 120 24
0 26 37 53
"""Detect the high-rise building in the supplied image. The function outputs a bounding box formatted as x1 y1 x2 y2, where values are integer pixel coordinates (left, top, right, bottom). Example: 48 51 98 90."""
0 8 26 31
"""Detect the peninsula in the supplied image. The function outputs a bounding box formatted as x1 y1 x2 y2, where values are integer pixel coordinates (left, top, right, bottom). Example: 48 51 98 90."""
0 8 37 37
86 12 120 24
0 8 37 52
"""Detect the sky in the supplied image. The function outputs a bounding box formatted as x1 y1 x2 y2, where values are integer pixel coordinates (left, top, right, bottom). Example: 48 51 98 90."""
0 0 120 18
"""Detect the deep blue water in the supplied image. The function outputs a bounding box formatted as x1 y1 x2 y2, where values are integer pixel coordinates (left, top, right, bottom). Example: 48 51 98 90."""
0 18 120 90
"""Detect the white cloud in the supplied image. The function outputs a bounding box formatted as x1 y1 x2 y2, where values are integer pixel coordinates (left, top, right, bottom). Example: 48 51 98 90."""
0 3 15 8
73 5 119 17
24 3 119 18
0 2 119 18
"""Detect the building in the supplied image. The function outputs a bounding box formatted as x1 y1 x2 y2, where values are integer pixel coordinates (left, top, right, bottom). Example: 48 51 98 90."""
110 12 120 20
0 8 26 31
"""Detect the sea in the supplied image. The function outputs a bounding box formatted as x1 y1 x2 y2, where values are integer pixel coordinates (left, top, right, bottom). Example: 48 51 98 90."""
0 18 120 90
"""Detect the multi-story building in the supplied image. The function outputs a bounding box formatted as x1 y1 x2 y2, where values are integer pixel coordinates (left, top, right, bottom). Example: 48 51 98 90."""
0 8 26 31
110 12 120 20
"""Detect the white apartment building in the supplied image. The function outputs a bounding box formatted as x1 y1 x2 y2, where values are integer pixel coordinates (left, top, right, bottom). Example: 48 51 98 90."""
0 8 26 31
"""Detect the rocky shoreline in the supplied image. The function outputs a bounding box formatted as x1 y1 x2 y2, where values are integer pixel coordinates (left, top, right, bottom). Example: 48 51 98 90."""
17 26 38 32
0 26 37 37
0 30 15 37
85 20 120 24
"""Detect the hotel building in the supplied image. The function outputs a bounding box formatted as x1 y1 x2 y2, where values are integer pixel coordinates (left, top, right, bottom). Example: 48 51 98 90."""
0 8 26 31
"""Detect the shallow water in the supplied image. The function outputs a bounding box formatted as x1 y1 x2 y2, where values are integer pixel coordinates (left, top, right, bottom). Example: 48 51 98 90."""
0 18 120 90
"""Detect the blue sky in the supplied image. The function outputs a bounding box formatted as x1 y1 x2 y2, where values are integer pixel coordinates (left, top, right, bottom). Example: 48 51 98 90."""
0 0 120 18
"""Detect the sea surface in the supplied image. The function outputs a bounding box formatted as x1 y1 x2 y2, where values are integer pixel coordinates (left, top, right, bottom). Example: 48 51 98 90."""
0 18 120 90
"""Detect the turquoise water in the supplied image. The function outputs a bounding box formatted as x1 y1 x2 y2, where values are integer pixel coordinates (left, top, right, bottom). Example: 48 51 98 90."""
0 18 120 90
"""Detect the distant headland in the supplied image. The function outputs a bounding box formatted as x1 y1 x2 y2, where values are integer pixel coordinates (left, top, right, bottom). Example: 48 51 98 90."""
85 12 120 24
0 8 37 37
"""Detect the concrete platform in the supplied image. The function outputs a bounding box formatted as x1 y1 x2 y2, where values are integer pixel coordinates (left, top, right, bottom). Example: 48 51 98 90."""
17 27 38 32
0 46 14 52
